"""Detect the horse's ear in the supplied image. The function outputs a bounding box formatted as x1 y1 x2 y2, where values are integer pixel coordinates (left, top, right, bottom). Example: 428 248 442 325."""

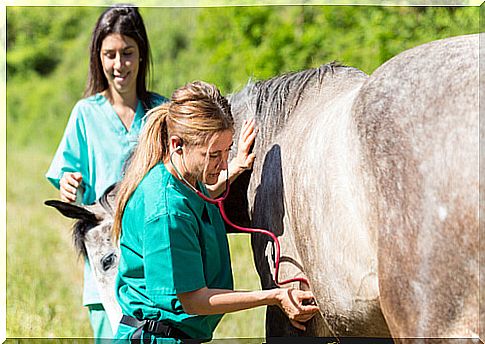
44 200 98 223
99 183 118 216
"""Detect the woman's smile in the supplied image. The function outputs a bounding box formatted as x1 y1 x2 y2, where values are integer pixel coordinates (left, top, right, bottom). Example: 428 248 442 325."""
100 33 139 96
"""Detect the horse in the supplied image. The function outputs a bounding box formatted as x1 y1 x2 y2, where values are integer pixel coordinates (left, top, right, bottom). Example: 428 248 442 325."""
227 33 479 342
45 184 122 333
45 33 480 342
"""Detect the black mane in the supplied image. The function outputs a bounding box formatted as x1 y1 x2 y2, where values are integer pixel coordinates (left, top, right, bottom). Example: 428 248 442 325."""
72 220 95 258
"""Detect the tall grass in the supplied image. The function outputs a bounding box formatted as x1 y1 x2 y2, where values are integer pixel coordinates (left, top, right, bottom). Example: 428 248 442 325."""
7 146 91 337
6 145 265 339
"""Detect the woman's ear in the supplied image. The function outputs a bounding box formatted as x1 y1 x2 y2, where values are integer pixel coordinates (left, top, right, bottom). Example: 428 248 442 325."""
169 136 184 154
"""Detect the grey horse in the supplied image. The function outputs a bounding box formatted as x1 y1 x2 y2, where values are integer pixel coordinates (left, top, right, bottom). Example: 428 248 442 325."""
228 33 479 341
46 33 480 342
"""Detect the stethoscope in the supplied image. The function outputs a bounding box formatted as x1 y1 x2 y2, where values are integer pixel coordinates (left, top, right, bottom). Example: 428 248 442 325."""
169 145 310 288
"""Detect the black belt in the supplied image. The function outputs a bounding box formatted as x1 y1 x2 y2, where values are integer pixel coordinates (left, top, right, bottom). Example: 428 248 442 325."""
120 314 197 343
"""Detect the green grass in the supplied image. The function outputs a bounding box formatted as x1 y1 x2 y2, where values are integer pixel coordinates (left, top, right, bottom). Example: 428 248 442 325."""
214 235 265 339
6 145 265 339
7 146 91 337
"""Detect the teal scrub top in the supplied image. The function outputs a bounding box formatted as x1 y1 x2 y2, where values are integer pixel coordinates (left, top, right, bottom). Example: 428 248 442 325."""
46 92 167 305
115 162 234 341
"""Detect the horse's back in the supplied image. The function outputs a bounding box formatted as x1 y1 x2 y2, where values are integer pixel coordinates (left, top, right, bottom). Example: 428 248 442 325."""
353 34 479 338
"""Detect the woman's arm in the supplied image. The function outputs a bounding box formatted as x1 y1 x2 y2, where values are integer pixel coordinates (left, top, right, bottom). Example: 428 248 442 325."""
46 102 88 203
206 118 257 198
177 286 319 331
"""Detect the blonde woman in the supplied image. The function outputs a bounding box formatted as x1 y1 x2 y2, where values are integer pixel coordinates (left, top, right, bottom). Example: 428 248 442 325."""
112 81 319 342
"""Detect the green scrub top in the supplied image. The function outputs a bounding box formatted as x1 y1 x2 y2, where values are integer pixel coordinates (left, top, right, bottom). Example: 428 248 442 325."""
46 92 167 305
115 162 234 341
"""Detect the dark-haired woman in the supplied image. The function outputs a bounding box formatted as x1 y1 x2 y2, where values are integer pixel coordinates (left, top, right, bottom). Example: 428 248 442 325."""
46 6 167 339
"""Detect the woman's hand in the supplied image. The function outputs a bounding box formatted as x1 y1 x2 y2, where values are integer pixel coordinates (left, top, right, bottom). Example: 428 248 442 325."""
59 172 83 203
206 118 257 197
233 118 257 173
276 288 320 331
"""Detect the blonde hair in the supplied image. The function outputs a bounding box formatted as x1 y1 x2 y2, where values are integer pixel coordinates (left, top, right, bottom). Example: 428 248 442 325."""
113 81 234 240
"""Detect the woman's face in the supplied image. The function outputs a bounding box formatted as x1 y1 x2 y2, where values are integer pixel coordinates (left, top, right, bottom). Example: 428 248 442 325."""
184 130 234 186
100 33 140 96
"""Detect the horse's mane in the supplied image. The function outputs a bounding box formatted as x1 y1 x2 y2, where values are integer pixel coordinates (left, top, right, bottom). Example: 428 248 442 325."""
231 62 348 143
72 220 93 258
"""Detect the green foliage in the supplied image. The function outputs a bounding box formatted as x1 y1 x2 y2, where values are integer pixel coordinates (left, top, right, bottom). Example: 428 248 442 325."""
7 7 98 152
7 7 98 77
7 6 479 152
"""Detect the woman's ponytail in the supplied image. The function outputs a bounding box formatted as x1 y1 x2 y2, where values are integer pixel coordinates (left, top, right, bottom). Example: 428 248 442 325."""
112 104 170 241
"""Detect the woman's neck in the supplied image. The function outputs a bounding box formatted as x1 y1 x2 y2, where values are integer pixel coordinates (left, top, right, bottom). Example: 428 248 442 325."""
102 88 138 110
164 157 197 189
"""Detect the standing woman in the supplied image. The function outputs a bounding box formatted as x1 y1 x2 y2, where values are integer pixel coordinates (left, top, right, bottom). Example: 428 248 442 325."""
46 5 167 339
112 81 319 342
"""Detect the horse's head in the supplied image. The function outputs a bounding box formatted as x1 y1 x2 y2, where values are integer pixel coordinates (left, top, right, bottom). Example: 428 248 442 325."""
44 184 119 277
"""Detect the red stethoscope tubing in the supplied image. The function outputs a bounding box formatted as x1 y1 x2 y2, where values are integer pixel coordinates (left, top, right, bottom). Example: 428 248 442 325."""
196 181 310 288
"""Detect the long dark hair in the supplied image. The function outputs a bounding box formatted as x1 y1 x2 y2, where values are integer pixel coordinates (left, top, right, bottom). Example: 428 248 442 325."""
84 5 153 108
